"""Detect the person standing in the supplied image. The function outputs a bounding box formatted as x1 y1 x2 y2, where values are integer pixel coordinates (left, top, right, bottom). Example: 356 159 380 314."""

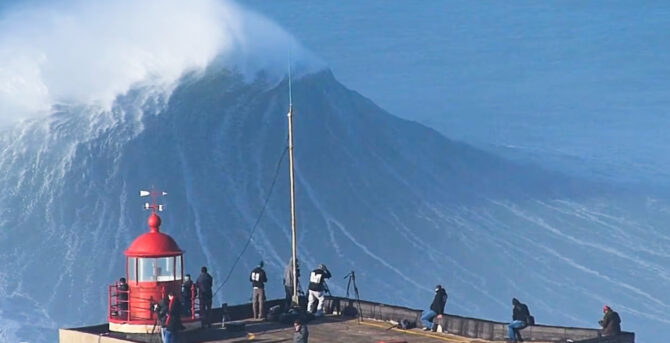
196 266 213 328
293 318 309 343
164 292 183 343
507 298 532 342
117 277 129 318
156 295 169 343
307 264 331 316
181 274 195 317
599 305 622 336
250 261 268 319
283 257 300 310
421 285 448 331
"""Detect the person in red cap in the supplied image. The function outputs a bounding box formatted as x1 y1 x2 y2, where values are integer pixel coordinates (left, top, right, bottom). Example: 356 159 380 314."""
599 305 621 336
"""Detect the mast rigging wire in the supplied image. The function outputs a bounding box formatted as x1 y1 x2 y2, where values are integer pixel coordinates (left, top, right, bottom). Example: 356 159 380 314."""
213 146 289 296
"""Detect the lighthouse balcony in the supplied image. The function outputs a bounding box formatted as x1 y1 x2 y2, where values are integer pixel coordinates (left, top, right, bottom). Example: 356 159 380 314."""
108 283 200 333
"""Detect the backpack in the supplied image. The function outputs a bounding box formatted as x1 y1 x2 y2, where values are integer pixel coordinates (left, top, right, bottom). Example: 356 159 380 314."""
399 318 415 329
267 305 282 322
526 314 535 326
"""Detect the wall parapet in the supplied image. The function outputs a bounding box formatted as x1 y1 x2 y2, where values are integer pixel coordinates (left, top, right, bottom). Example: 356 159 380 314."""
323 296 634 343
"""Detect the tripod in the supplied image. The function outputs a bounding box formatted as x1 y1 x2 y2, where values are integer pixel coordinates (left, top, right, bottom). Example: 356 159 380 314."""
344 271 363 322
149 317 161 343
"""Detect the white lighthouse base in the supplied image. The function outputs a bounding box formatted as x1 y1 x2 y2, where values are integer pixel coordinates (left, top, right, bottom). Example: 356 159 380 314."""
109 319 201 334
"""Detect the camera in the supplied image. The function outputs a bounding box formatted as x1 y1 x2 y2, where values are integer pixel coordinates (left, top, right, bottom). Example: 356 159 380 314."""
150 301 163 314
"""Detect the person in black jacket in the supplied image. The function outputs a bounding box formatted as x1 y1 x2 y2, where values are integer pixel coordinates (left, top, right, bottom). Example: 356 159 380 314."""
250 261 268 319
421 285 448 331
181 274 195 317
154 295 169 343
307 264 331 316
164 292 182 343
196 266 213 328
507 298 532 342
117 277 129 318
599 305 622 336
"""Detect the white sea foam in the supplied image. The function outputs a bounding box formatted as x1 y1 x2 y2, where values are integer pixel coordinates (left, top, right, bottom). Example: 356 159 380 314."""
0 0 322 125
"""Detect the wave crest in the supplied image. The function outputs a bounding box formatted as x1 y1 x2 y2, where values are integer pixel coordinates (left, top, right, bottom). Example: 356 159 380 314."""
0 0 322 125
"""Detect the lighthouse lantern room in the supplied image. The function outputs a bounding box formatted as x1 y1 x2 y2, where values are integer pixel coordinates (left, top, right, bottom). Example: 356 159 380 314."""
108 190 199 333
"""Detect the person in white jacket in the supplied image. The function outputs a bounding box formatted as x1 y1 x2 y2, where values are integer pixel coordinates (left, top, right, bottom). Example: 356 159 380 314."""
307 264 331 316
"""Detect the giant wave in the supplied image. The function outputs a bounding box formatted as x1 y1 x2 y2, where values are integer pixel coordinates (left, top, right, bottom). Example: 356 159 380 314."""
0 1 668 343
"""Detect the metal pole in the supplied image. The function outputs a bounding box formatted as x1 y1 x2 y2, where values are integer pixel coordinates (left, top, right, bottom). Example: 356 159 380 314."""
288 104 299 306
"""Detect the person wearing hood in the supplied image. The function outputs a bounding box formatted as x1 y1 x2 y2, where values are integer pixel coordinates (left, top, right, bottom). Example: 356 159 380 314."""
507 298 532 342
307 264 331 316
250 261 268 319
599 305 621 336
421 285 448 331
283 257 300 310
293 318 309 343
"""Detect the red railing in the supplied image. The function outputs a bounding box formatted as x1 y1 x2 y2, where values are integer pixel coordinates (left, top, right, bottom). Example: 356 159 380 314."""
185 283 198 320
108 282 200 323
108 283 131 322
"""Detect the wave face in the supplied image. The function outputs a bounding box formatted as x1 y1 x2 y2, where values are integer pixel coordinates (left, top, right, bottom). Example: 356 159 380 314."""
0 67 668 342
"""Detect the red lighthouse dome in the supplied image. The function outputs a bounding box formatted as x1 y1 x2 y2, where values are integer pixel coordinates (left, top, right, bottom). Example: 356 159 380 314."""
124 213 182 257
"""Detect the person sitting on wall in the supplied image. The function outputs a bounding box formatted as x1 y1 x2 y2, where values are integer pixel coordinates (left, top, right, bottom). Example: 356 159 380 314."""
599 305 621 336
507 298 533 342
421 285 448 331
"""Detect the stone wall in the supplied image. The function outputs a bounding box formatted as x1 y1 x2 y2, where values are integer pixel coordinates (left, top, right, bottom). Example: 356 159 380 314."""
322 296 634 343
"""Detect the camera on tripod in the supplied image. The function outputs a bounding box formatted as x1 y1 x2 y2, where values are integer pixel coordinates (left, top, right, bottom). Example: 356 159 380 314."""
150 300 165 316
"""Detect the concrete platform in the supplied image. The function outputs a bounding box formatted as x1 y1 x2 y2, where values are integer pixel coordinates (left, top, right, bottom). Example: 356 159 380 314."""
63 316 525 343
59 297 634 343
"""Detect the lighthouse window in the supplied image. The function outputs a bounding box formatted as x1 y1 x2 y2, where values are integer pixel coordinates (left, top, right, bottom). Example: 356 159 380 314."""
175 256 182 280
128 257 137 281
156 257 176 281
138 257 158 282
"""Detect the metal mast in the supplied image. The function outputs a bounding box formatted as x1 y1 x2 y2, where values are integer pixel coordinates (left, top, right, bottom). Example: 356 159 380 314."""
287 57 299 306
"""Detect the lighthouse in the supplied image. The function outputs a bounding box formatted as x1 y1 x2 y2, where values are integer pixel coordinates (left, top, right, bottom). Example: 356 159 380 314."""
108 190 199 333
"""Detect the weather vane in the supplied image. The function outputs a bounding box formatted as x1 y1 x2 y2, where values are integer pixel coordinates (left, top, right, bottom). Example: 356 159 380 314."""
139 189 167 213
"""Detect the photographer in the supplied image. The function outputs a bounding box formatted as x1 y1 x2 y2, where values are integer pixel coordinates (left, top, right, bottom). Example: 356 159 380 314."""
307 264 331 316
164 292 183 343
153 295 169 343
